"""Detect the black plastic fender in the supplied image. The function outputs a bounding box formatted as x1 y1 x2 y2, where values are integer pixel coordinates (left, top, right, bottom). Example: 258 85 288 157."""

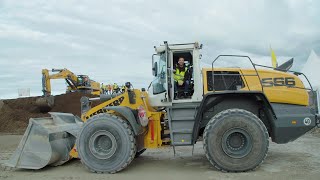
192 91 276 143
104 106 142 135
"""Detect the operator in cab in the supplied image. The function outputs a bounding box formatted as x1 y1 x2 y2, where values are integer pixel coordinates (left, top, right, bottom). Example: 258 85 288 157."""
174 57 190 99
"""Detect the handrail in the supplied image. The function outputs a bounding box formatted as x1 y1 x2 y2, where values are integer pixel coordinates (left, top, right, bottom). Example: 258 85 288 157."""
211 55 264 92
254 63 316 107
254 63 314 90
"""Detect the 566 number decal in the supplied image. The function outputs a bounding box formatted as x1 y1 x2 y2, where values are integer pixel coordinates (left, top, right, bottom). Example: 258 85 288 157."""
261 77 296 87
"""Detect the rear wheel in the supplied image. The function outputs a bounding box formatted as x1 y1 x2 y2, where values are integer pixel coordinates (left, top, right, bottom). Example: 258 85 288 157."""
203 109 269 172
77 114 136 173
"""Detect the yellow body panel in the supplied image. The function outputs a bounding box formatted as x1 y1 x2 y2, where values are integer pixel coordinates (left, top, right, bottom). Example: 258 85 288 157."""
202 68 309 106
90 81 102 93
70 68 308 158
80 90 163 149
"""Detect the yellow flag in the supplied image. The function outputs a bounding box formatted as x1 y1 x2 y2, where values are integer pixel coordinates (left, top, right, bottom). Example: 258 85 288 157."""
270 47 278 68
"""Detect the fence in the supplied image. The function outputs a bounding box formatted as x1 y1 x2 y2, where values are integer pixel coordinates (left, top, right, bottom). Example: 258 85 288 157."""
18 88 30 98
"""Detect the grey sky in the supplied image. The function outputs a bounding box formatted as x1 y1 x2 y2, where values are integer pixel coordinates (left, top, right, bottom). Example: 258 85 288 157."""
0 0 319 99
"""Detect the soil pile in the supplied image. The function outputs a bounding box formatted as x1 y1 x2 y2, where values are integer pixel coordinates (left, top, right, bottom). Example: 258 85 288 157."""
0 92 98 134
50 92 97 116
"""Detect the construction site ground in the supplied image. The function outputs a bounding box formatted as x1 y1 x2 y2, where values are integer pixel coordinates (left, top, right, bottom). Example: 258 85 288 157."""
0 93 320 180
0 133 319 180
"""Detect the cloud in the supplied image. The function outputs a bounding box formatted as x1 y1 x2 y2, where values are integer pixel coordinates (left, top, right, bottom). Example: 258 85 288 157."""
0 0 319 98
0 23 46 40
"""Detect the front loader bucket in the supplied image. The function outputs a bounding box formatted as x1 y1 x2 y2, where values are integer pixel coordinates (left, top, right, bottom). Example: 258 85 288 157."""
6 112 82 169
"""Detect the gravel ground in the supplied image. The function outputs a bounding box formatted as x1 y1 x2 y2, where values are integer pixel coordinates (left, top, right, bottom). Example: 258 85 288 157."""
0 133 320 180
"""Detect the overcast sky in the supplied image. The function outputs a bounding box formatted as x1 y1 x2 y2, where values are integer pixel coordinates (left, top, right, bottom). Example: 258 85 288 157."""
0 0 319 99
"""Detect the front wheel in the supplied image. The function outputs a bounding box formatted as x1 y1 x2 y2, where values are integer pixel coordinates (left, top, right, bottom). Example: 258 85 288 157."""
77 114 136 173
203 109 269 172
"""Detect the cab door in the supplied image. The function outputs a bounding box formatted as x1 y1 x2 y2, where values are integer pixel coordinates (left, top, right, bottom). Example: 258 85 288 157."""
148 42 173 107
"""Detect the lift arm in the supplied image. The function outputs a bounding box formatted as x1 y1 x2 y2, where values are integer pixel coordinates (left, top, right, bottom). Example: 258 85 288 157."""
41 68 79 96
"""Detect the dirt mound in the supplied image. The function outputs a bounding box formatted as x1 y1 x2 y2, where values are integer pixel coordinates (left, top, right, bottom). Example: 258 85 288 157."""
50 92 96 116
0 92 98 134
0 100 4 110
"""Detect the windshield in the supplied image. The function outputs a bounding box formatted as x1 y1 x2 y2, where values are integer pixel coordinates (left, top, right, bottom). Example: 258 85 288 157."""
152 53 167 94
77 75 90 86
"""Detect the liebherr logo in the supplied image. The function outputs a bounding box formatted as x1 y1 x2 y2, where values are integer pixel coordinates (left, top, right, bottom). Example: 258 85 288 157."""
85 96 125 119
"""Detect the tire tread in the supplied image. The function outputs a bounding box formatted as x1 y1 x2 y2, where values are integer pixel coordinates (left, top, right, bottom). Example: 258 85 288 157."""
203 109 269 172
77 113 136 174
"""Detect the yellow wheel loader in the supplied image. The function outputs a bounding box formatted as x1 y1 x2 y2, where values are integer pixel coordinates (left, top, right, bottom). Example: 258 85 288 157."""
36 68 102 111
7 42 320 173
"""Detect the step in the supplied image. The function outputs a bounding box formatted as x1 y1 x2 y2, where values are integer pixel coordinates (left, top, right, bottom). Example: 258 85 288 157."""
171 116 195 121
171 105 198 110
172 129 193 134
171 122 194 130
172 133 192 145
172 142 193 146
171 104 199 109
171 113 196 120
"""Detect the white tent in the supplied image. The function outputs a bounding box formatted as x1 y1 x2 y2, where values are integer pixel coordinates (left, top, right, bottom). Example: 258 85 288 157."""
301 50 320 90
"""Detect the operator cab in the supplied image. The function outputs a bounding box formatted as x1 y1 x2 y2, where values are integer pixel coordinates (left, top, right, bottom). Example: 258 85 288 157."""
77 75 91 87
173 52 194 99
148 42 203 107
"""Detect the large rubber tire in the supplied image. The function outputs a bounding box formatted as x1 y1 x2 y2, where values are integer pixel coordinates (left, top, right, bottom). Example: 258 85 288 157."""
76 113 136 173
203 109 269 172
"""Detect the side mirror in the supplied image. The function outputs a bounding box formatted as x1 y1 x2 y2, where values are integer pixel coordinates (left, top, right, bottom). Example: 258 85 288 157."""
152 62 158 76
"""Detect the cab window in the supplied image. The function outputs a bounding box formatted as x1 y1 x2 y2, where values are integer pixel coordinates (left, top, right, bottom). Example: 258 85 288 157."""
206 71 244 91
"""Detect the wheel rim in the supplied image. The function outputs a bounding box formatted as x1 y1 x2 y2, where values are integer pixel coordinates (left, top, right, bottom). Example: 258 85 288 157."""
221 128 252 158
89 130 117 160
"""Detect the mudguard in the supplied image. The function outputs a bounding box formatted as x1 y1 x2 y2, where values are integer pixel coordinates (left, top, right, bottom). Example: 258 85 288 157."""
104 106 143 135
